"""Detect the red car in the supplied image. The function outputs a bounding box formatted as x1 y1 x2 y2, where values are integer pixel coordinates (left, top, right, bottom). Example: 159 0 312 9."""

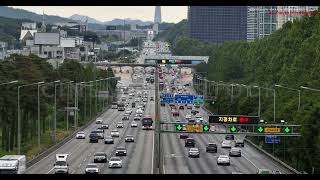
172 111 180 117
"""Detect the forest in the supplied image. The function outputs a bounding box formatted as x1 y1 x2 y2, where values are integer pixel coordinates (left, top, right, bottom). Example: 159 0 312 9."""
171 14 320 173
0 54 117 159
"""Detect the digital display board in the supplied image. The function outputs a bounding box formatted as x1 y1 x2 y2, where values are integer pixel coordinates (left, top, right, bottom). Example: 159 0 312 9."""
157 59 193 64
209 115 259 124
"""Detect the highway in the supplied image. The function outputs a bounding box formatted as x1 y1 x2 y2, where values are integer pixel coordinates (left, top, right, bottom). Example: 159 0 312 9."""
160 69 293 174
26 73 155 174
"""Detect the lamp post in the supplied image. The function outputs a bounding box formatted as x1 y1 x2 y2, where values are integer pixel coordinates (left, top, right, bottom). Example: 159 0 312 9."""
18 81 44 154
253 85 275 122
0 80 18 86
275 84 301 111
37 80 60 150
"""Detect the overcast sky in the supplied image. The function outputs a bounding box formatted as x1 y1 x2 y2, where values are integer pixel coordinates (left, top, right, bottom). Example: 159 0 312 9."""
11 6 188 23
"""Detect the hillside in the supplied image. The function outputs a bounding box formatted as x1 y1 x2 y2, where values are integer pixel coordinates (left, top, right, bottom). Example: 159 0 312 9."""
173 13 320 173
0 6 72 24
0 16 33 48
154 19 188 45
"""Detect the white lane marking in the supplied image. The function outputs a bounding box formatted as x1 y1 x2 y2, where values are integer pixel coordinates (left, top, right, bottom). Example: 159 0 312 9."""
242 152 259 170
151 131 154 174
46 167 55 174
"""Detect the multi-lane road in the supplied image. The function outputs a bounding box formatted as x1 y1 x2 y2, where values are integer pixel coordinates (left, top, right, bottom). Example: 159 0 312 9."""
26 75 155 174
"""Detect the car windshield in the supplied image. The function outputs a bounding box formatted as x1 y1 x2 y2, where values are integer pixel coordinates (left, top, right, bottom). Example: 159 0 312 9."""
105 136 112 139
55 161 67 166
126 135 133 138
112 130 118 132
87 164 97 168
95 153 106 156
78 132 84 134
117 147 125 150
110 157 121 161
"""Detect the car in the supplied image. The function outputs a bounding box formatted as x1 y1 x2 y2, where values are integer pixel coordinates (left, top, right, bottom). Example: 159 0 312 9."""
132 102 136 108
85 163 99 174
206 143 217 153
122 116 130 121
257 169 272 174
179 106 184 110
108 157 122 168
185 138 195 147
125 135 135 142
221 140 232 148
160 102 165 106
135 98 140 102
134 115 141 121
111 130 120 137
225 135 235 140
229 148 241 157
191 110 199 115
131 122 138 127
93 152 107 163
92 129 104 139
115 147 127 156
185 114 192 119
195 104 200 108
235 139 245 147
125 109 132 114
187 105 193 110
217 155 230 166
188 148 200 158
89 133 99 143
111 103 118 109
101 124 109 129
116 122 124 128
136 109 144 114
104 136 114 144
172 110 179 117
170 105 177 110
76 131 85 139
272 170 282 174
150 97 154 101
179 133 189 139
96 117 103 124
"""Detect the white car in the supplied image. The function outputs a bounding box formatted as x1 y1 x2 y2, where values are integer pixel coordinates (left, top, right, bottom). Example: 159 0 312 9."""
217 155 230 165
221 140 232 148
136 109 144 114
125 109 132 114
85 163 99 174
135 98 140 102
96 118 103 124
185 114 192 119
111 130 120 137
109 157 122 168
131 122 138 127
76 131 85 139
116 122 124 128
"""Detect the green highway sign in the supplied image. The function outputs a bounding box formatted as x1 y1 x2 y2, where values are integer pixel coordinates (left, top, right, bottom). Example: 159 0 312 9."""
284 127 291 133
175 124 183 131
230 126 237 132
203 125 210 132
257 127 264 133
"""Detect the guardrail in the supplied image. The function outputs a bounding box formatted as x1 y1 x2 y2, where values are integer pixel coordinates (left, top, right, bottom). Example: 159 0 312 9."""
202 104 300 174
244 138 300 174
26 104 111 168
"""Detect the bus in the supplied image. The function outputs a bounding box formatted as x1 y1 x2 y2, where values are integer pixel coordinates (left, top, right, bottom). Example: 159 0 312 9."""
142 116 153 130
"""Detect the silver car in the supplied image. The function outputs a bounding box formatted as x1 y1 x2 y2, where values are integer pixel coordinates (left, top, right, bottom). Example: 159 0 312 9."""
188 148 200 158
217 155 230 165
229 148 241 157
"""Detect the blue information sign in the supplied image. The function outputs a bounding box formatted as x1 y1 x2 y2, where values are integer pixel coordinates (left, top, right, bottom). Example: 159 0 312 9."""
161 93 174 104
175 95 194 104
265 135 280 144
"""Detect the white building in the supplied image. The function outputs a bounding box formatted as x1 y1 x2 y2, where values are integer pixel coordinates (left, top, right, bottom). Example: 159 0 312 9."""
247 6 318 42
0 41 8 60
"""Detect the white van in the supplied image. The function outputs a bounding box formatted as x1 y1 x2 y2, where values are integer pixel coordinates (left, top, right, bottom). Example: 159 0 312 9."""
0 155 26 174
54 154 69 174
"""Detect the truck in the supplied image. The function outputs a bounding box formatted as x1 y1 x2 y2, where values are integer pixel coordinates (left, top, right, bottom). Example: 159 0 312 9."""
142 116 153 130
54 154 69 174
0 155 26 174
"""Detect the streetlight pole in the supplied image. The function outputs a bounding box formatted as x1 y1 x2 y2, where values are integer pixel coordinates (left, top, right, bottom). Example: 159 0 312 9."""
253 86 261 118
253 85 275 122
275 84 301 111
18 81 44 154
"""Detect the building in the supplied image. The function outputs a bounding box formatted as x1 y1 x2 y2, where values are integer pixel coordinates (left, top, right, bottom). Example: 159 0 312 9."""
188 6 248 43
0 41 8 60
20 22 38 42
153 6 162 35
247 6 318 42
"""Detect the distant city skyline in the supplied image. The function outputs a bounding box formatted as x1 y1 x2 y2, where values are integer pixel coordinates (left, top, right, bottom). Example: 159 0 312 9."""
10 6 188 23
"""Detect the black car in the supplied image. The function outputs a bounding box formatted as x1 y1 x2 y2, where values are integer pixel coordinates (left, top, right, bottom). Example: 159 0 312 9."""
132 102 136 108
89 133 99 143
191 110 199 115
206 143 218 153
185 138 195 147
225 135 235 141
180 134 189 139
93 152 108 163
161 102 165 106
122 116 129 121
115 147 127 156
104 136 114 144
179 106 184 110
